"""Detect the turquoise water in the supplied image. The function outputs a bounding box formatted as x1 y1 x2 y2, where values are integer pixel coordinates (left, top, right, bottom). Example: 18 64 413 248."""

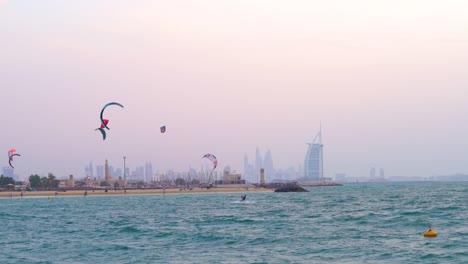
1 182 467 263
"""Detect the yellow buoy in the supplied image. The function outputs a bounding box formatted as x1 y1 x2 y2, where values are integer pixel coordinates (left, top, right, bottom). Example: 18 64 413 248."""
424 229 438 237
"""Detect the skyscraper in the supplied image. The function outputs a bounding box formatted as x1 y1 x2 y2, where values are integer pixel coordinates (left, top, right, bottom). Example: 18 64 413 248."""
255 147 263 182
109 166 115 179
133 166 145 182
105 160 112 181
84 162 93 178
145 162 153 182
114 168 122 178
97 165 104 179
304 127 323 182
88 162 93 178
243 153 250 180
264 150 274 180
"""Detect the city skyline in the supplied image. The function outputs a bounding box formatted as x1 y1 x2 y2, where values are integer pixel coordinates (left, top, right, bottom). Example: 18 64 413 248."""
6 150 468 183
1 1 468 179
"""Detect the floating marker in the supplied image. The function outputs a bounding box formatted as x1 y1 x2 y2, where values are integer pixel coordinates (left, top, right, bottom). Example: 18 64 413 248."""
424 225 438 237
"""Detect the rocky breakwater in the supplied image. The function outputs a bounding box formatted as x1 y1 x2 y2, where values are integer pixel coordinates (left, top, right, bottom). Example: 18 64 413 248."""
274 185 309 192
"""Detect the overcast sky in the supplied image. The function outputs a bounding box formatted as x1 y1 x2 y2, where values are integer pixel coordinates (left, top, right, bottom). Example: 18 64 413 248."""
1 0 468 179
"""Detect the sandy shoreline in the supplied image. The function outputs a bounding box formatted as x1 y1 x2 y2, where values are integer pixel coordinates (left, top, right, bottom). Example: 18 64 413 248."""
0 187 273 198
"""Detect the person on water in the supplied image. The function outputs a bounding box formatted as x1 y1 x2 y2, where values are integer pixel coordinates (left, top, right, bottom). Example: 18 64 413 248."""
241 194 246 201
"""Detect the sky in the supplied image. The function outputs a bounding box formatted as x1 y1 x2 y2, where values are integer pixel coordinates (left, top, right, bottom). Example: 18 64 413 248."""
1 0 468 179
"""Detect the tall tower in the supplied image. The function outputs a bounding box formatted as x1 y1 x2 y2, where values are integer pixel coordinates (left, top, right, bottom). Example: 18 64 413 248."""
379 168 385 178
123 156 127 181
145 162 153 182
304 126 323 182
89 162 94 178
105 159 112 181
264 150 274 180
255 148 263 182
97 165 104 179
243 153 249 181
260 168 265 185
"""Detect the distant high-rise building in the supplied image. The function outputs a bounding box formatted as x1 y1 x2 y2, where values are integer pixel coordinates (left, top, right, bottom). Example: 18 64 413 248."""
85 162 94 177
243 153 250 180
97 165 104 179
264 150 274 179
255 148 263 182
243 153 259 183
370 167 376 178
109 166 115 179
133 166 145 181
379 168 385 178
139 166 145 181
88 162 93 178
114 168 122 178
145 162 153 182
260 168 266 184
304 127 323 182
105 160 112 181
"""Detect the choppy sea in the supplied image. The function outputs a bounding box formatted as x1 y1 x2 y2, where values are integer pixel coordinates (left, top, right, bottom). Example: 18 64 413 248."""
1 182 467 263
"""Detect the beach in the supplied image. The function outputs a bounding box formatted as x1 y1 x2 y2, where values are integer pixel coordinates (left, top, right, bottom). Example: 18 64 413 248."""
0 186 273 198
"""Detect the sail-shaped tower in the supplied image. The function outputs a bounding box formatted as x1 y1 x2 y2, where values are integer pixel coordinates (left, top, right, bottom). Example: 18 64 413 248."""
304 127 324 182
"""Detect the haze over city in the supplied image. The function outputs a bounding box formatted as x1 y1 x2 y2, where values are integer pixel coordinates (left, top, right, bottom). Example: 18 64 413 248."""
1 0 468 180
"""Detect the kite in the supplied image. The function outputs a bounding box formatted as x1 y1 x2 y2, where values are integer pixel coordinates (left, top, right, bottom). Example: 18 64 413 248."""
94 119 109 140
8 148 16 160
9 153 21 169
100 102 124 130
100 119 109 129
202 154 218 171
160 126 166 133
95 127 107 140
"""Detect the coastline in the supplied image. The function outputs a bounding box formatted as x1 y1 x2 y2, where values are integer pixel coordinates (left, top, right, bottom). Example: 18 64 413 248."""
0 187 273 199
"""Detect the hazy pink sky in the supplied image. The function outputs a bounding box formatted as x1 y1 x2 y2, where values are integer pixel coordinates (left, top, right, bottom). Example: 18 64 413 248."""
1 0 468 179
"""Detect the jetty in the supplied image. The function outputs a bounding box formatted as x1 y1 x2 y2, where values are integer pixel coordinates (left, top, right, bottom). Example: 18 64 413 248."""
300 182 342 187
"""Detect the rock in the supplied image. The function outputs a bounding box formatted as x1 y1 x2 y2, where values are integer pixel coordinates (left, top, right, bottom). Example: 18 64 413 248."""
274 185 309 192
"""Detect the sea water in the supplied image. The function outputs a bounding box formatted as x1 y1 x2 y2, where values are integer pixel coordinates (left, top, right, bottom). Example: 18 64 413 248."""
1 182 467 263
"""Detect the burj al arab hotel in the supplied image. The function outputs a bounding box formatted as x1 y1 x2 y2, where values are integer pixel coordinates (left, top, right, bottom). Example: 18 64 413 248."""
303 127 324 182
